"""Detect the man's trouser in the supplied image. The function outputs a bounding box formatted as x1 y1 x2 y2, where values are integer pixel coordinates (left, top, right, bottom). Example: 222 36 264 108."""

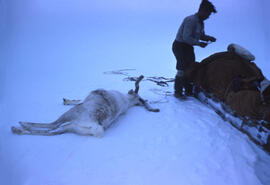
172 40 195 95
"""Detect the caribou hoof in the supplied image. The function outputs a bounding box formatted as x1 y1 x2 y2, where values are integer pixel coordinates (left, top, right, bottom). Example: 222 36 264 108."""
11 126 23 135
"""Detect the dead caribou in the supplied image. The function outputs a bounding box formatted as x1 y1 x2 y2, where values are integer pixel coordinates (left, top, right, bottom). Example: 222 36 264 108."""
11 75 159 137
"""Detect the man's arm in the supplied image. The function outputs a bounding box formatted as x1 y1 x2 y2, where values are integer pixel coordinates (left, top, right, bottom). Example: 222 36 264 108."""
200 31 216 42
182 18 209 48
182 18 201 46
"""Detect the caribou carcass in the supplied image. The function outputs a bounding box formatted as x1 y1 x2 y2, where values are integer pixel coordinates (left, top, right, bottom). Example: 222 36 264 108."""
11 75 159 137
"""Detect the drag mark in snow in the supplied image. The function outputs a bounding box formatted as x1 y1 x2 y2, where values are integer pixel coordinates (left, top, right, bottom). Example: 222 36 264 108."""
104 69 174 87
103 69 136 76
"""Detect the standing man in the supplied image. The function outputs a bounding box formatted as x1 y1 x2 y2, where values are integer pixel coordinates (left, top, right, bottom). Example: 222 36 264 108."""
172 0 217 98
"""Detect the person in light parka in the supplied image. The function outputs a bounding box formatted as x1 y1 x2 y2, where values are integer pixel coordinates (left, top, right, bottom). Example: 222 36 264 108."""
172 0 217 98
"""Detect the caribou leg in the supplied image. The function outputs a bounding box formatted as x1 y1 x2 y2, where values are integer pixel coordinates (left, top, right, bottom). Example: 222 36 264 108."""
11 123 73 136
19 109 78 129
19 121 58 129
15 121 104 137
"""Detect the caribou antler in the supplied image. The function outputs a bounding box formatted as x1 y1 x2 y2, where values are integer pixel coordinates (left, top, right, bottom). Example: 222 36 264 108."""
132 75 160 112
135 75 144 94
139 98 160 112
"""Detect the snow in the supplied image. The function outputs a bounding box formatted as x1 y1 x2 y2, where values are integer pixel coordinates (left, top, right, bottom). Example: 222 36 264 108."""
227 43 255 61
1 0 270 185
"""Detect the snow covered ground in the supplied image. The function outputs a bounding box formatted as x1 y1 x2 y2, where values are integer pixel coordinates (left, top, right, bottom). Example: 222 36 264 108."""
1 0 270 185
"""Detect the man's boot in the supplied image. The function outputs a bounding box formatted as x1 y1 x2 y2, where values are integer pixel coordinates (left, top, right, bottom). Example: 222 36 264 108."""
174 74 185 98
184 83 193 96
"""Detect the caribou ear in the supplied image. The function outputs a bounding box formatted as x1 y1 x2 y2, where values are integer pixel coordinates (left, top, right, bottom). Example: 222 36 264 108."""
128 89 134 95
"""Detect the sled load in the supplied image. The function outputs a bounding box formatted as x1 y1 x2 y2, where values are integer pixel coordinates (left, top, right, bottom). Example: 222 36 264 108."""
186 43 270 152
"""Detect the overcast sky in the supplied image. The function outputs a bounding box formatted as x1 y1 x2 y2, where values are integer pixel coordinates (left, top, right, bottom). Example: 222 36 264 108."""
0 0 269 86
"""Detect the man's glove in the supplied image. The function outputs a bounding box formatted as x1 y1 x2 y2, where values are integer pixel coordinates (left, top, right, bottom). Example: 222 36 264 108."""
199 42 208 48
208 36 216 42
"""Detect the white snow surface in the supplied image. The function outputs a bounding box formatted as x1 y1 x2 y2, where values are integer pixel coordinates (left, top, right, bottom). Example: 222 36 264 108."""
1 1 270 185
